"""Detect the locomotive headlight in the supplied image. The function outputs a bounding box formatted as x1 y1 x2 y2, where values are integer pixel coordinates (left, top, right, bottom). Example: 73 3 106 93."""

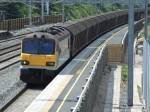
46 62 55 66
21 60 29 65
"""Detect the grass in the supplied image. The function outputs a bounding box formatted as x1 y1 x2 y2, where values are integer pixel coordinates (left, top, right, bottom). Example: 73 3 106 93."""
121 64 128 82
137 85 142 100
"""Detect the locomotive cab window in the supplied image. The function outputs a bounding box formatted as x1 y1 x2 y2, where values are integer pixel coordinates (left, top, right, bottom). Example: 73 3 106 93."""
22 38 55 55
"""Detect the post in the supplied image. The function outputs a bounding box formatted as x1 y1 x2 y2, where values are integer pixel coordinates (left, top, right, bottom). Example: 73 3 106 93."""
41 0 44 23
3 11 5 20
128 0 134 106
46 0 49 15
62 0 65 23
143 0 150 110
0 11 2 20
143 0 148 100
99 0 102 11
28 0 32 26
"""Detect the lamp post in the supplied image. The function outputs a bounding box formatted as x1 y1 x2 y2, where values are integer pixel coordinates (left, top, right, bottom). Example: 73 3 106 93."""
46 0 49 15
100 0 102 11
41 0 44 23
28 0 32 26
128 0 134 106
62 0 65 23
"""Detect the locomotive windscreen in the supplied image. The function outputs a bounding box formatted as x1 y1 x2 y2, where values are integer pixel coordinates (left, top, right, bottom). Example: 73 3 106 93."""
22 38 55 55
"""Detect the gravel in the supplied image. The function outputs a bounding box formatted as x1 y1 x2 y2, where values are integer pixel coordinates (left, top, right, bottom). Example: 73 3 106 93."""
3 88 42 112
0 63 26 110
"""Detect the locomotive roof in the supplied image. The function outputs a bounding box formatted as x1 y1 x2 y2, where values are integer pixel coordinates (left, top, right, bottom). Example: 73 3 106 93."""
24 26 70 41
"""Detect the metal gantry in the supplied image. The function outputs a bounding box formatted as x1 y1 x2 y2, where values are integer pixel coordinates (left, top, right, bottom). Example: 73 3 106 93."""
143 0 150 111
46 0 50 15
41 0 44 23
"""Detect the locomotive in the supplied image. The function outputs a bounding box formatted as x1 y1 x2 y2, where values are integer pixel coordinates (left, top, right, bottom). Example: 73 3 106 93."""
20 9 144 84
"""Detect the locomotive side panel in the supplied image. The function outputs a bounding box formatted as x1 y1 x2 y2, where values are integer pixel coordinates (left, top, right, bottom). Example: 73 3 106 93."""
57 34 71 69
65 22 88 57
86 18 98 42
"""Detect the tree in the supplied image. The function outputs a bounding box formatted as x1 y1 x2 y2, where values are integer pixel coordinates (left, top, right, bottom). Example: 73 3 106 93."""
0 2 40 19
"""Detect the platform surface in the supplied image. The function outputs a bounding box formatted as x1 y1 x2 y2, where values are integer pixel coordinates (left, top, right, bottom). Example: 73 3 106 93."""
103 55 144 112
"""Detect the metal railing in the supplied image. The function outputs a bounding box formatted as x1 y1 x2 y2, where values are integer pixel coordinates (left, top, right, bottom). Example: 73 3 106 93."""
72 45 108 112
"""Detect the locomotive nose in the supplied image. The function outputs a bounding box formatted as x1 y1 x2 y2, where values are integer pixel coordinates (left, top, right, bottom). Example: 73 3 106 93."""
21 53 57 67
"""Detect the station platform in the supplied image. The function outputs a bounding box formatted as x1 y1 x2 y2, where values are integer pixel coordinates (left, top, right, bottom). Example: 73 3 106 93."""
93 54 145 112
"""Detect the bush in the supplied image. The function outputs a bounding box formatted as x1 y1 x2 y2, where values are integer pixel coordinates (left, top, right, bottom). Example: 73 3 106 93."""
52 3 98 20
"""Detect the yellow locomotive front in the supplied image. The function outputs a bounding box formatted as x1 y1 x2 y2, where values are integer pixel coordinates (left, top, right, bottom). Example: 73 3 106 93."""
20 33 58 84
21 34 57 69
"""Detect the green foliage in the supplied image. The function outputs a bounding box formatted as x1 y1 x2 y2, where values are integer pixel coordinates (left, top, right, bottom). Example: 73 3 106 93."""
121 64 128 82
0 2 40 19
139 31 144 38
1 2 123 20
137 85 142 101
58 3 123 20
15 3 28 17
0 3 22 19
51 3 98 20
101 3 123 12
52 3 62 14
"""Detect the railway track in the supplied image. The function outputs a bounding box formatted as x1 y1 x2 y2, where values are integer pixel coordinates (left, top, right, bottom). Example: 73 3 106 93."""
0 44 20 56
0 61 41 112
2 87 43 112
0 36 24 44
0 62 25 111
0 41 21 70
0 83 27 112
0 45 20 63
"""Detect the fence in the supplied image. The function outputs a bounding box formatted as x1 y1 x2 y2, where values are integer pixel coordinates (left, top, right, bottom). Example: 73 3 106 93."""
0 15 62 30
72 45 108 112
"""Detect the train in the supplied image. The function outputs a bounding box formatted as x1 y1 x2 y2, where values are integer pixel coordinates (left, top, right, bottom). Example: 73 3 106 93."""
20 9 145 84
